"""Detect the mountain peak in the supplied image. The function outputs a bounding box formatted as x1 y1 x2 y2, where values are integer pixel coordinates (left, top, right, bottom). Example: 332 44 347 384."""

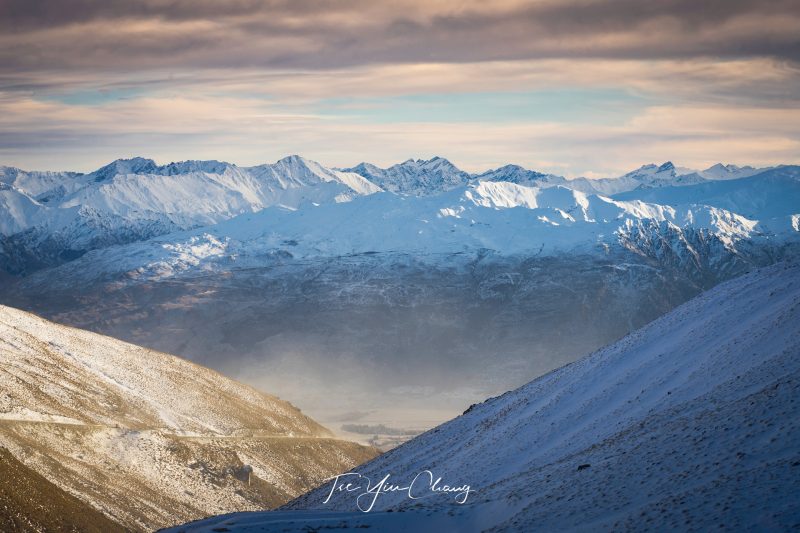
398 156 454 168
106 156 156 168
171 160 235 175
706 162 755 173
91 157 158 181
273 155 332 177
277 154 308 165
658 161 675 172
343 157 469 196
699 162 763 180
474 164 555 187
347 162 380 173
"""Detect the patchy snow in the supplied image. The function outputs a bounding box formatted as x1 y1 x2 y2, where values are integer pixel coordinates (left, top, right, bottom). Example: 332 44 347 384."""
0 304 331 435
0 305 376 531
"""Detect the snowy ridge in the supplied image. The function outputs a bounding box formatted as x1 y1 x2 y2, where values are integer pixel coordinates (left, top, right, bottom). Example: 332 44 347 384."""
473 164 565 188
562 161 701 195
177 261 800 531
699 163 766 180
341 156 472 196
0 155 382 274
613 165 800 220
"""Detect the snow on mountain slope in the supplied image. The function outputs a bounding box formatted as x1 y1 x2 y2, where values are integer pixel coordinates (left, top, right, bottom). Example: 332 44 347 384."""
0 304 328 435
4 166 798 449
700 163 766 180
176 261 800 532
478 161 770 196
563 161 704 196
614 165 800 221
0 156 381 274
0 185 44 234
0 165 86 203
25 173 792 288
342 156 472 196
0 156 782 276
252 154 382 197
345 159 710 197
473 164 567 188
0 305 377 531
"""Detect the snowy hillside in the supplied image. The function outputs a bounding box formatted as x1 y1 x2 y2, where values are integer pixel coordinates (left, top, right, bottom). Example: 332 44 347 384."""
563 161 704 195
0 155 381 274
175 261 800 531
0 305 376 531
473 164 567 188
613 165 800 221
342 158 743 197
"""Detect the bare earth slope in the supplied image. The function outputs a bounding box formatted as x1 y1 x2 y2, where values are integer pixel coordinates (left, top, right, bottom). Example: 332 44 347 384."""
174 262 800 531
0 447 124 532
0 305 377 531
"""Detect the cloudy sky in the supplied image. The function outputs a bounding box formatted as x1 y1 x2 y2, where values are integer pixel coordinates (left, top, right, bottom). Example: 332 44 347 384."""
2 0 799 177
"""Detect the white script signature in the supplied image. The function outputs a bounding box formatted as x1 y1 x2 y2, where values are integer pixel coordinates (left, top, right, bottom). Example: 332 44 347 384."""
322 470 474 512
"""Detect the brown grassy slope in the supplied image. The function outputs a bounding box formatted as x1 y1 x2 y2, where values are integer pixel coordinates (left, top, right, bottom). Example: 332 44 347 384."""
0 447 125 532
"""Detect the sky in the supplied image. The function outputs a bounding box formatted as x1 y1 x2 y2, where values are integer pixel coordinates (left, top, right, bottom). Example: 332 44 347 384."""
1 0 799 178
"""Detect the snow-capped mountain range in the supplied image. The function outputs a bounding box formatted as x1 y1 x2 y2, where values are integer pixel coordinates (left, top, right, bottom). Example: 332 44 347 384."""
16 167 799 286
174 261 800 531
0 155 379 273
0 155 786 275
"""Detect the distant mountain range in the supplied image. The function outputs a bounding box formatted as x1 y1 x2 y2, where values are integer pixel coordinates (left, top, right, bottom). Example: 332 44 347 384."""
0 155 780 275
0 304 376 531
0 155 380 274
174 261 800 531
1 155 798 434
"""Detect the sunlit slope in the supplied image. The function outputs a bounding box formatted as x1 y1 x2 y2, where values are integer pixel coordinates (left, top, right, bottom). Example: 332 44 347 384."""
0 305 377 531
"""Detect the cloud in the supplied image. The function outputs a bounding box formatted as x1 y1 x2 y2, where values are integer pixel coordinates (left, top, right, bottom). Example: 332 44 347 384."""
1 0 799 71
4 57 798 108
1 2 798 176
2 79 798 177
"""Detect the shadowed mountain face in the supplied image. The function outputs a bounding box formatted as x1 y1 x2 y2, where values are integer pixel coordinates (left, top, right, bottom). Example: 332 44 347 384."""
4 238 797 433
173 261 800 532
0 447 123 533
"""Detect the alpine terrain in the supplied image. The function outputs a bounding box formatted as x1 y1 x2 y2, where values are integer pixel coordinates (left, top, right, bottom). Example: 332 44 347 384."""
1 156 799 437
172 261 800 531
